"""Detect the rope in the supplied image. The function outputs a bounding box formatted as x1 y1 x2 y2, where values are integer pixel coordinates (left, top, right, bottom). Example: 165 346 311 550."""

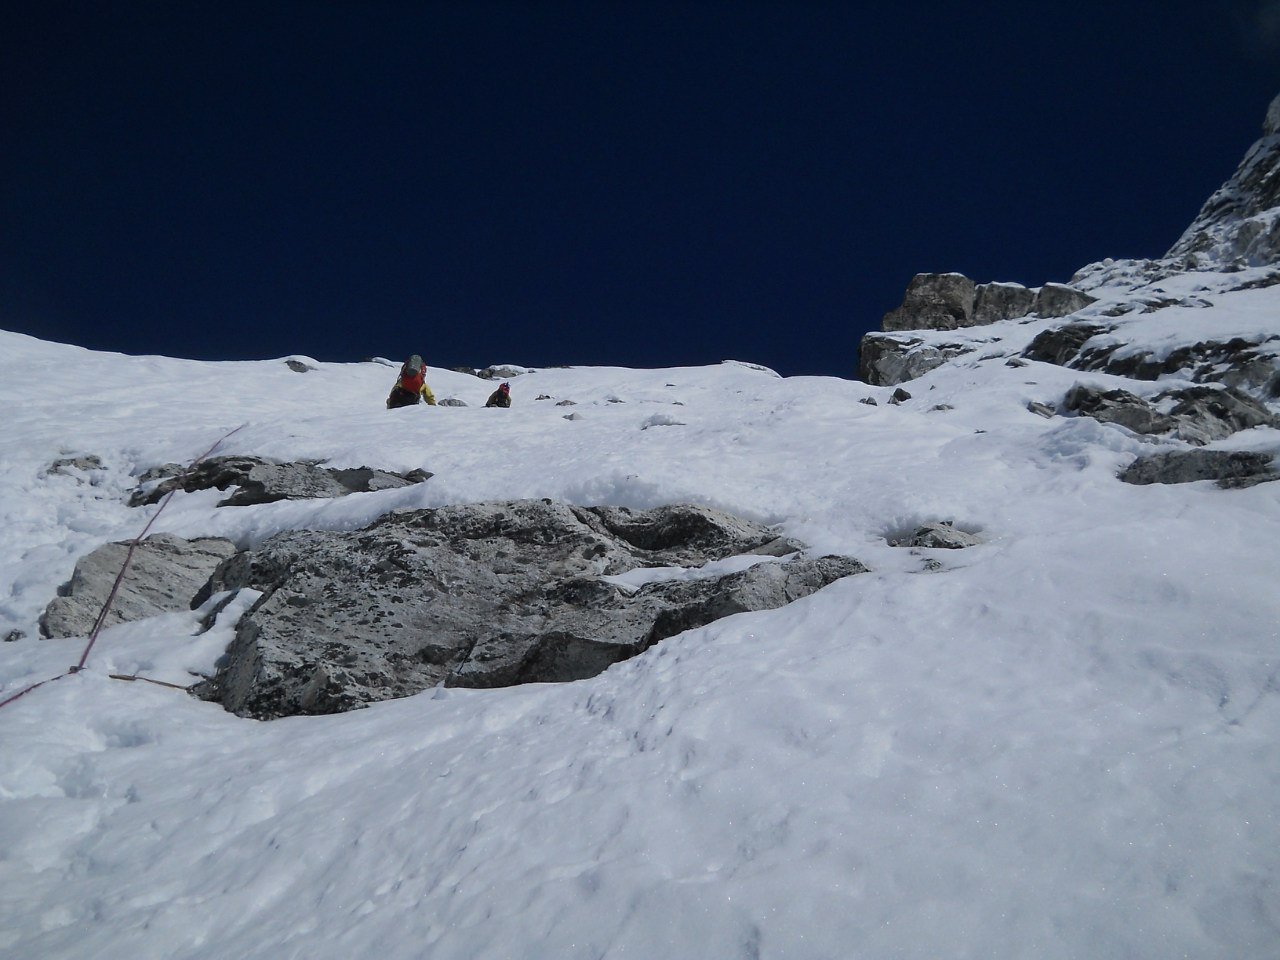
0 673 70 710
0 424 247 711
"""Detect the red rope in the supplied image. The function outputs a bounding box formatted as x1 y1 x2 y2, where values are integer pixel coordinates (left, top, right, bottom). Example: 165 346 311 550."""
0 672 70 710
0 424 246 710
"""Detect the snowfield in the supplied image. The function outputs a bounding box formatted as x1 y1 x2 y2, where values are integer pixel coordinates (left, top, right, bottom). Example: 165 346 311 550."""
2 280 1279 958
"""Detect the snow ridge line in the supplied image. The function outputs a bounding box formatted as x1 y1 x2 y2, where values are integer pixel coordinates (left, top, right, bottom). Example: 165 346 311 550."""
0 423 247 711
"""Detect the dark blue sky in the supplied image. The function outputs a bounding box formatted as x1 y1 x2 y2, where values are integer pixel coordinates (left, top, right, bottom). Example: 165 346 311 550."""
3 2 1278 377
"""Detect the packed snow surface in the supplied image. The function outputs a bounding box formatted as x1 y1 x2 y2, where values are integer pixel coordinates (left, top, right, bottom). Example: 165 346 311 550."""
2 283 1279 958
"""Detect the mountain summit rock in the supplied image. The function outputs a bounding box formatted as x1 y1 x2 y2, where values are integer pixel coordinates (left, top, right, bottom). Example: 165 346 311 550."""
1166 91 1280 267
860 91 1280 393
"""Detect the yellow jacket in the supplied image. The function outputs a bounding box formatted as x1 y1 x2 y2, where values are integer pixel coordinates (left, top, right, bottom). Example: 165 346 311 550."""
387 376 436 407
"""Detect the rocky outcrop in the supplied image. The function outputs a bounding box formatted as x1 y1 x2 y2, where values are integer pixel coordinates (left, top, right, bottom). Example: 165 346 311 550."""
479 365 532 380
1063 383 1278 444
1119 450 1278 488
866 273 1097 383
863 94 1280 385
889 522 982 549
1023 325 1280 402
881 274 977 331
1081 336 1280 397
973 282 1036 325
878 273 1096 335
1166 92 1280 268
1034 283 1097 318
1014 95 1280 401
40 534 238 638
131 455 432 507
192 500 866 719
1022 323 1114 367
857 334 975 386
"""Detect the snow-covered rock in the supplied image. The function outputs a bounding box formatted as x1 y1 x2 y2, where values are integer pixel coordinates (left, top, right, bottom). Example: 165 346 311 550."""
191 500 858 718
1167 92 1280 268
39 533 237 639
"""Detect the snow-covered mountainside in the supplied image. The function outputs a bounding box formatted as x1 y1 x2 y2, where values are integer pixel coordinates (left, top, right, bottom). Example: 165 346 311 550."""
3 107 1280 958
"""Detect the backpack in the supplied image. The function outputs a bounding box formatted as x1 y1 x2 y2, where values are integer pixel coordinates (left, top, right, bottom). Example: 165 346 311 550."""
400 355 425 392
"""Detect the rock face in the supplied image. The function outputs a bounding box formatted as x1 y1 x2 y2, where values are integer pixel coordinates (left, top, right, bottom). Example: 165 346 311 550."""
878 274 1096 335
131 455 432 507
1034 283 1097 318
1166 91 1280 268
1119 450 1277 488
40 534 238 638
861 93 1280 385
857 335 974 386
864 274 1096 384
881 274 977 332
1024 324 1280 405
1020 164 1280 405
193 500 867 719
1022 323 1113 367
1063 383 1278 444
973 282 1037 325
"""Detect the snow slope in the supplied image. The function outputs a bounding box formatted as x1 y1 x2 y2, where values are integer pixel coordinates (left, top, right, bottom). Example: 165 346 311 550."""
2 284 1279 957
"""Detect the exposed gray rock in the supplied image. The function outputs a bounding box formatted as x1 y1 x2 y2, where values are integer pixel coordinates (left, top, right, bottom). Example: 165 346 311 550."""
887 522 982 549
1024 323 1280 403
858 334 975 386
40 533 238 638
131 455 432 507
193 500 864 718
1026 401 1056 419
438 398 468 407
45 454 108 487
881 273 977 331
4 630 24 643
1161 386 1280 444
47 454 105 476
879 274 1092 333
1118 450 1278 488
889 388 912 405
1167 92 1280 268
973 282 1036 324
1079 336 1280 395
1034 283 1098 317
1064 385 1171 435
1022 323 1113 366
1064 383 1278 444
859 397 878 406
479 365 531 380
285 359 316 373
861 94 1280 388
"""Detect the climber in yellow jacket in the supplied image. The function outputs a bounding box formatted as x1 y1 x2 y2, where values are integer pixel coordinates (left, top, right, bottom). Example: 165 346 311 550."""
386 355 437 409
